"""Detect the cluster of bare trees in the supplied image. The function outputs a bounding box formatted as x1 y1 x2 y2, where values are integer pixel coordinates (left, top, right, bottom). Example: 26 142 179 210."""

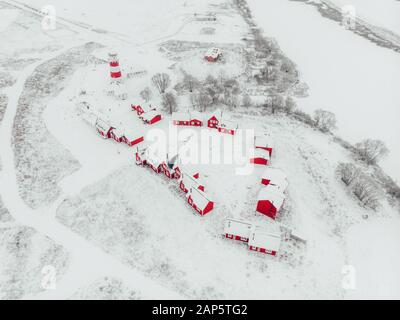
336 163 381 210
354 139 389 165
313 109 337 133
263 92 297 115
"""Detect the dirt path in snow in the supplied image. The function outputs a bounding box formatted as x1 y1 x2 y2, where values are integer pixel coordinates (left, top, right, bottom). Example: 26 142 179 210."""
0 45 181 299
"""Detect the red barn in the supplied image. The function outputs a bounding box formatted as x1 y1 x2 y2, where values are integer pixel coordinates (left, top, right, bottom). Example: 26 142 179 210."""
224 218 252 243
217 120 238 135
189 111 203 126
207 109 222 129
256 185 285 220
204 47 222 62
136 104 156 116
255 135 274 157
250 148 270 166
172 112 190 126
95 118 114 139
261 168 288 191
179 171 203 193
248 224 281 256
110 128 125 143
131 104 140 112
142 110 162 125
187 188 214 216
123 130 144 147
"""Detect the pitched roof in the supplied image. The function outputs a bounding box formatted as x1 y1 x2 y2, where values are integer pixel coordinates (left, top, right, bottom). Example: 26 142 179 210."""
142 110 160 121
112 128 125 138
188 187 212 210
249 224 281 252
252 148 270 160
257 185 285 209
224 218 252 238
124 129 143 141
205 47 221 58
140 104 156 113
261 168 288 190
172 112 190 121
96 118 112 132
181 171 202 190
82 112 98 127
255 135 274 149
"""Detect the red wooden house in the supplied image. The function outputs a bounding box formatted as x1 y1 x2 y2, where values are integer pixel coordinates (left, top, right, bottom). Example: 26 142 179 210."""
162 154 181 179
110 128 125 143
95 118 114 139
136 104 156 116
142 110 162 125
146 151 164 173
224 218 252 243
248 224 281 256
217 120 238 135
207 109 222 129
255 135 274 157
204 47 222 62
189 111 203 126
135 147 147 166
123 130 144 147
172 112 191 126
250 148 270 166
261 168 288 191
179 171 203 193
187 187 214 216
256 185 285 220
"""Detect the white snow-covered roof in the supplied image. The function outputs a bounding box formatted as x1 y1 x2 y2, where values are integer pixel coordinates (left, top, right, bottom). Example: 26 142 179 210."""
261 168 288 190
142 110 160 121
172 112 190 121
219 119 238 129
139 104 156 113
188 187 212 210
208 108 222 119
96 118 112 132
82 112 98 127
112 128 125 138
190 110 203 121
255 135 274 149
205 47 221 58
166 153 180 170
257 185 285 209
252 148 270 160
181 171 202 190
146 148 165 167
249 224 281 252
224 218 252 239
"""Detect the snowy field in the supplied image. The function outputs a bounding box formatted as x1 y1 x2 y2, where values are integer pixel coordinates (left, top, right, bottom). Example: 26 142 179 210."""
0 0 399 300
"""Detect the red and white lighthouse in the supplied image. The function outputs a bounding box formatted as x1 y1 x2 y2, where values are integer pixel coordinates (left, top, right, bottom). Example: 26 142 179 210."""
109 53 122 81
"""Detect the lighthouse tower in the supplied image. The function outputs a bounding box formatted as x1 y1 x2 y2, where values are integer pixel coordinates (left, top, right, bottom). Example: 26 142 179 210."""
108 53 122 81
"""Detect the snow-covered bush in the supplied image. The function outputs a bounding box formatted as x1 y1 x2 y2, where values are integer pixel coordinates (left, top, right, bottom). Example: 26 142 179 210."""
351 175 380 210
190 90 212 112
354 139 389 165
182 73 200 93
284 96 296 115
336 162 361 186
264 92 284 114
161 91 178 114
140 87 152 102
313 109 336 132
241 93 252 107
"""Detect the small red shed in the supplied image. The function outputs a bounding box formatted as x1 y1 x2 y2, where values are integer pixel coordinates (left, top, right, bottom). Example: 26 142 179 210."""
204 47 222 62
224 218 252 243
207 109 222 129
95 118 114 139
256 185 285 220
142 110 162 125
187 188 214 216
189 111 203 127
217 120 238 135
172 112 191 126
123 130 144 147
250 148 270 166
248 224 281 256
261 168 288 191
255 135 274 157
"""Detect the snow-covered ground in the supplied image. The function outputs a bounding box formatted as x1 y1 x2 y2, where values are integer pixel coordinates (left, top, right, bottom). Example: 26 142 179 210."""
247 0 400 183
0 0 399 300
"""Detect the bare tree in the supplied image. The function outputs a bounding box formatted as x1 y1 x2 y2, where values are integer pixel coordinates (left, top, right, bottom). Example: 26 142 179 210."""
355 139 389 165
190 91 212 112
284 96 296 115
264 92 284 114
161 92 178 115
351 176 380 210
182 73 200 93
313 109 336 132
140 87 152 102
203 75 223 104
336 163 362 186
151 73 171 94
241 93 252 107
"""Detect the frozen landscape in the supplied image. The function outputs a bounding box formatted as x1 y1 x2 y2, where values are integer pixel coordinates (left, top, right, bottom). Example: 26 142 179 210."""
0 0 399 300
